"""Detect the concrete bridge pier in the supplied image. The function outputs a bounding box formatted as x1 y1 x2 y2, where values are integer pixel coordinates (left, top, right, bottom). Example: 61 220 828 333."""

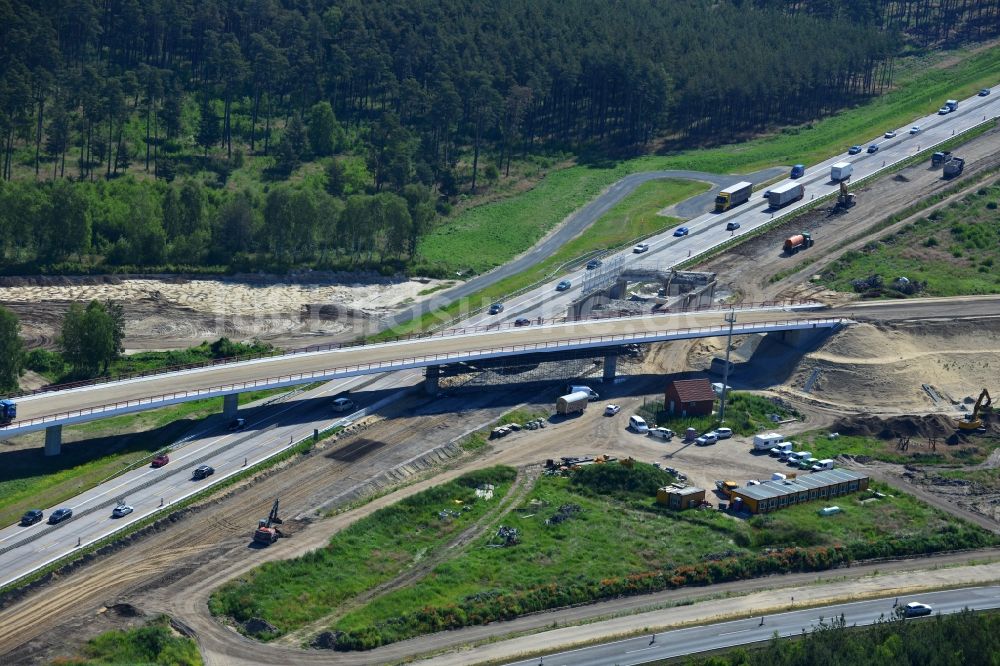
425 364 441 395
223 393 239 420
602 353 618 384
44 424 62 457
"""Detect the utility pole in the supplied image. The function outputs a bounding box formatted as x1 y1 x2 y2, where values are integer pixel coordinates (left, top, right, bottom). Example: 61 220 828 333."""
718 310 736 422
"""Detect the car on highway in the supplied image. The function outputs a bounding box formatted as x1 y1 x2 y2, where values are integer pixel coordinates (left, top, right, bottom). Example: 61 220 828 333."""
332 397 355 412
632 242 650 253
909 125 921 134
513 318 531 327
112 504 134 518
884 130 897 139
20 509 43 526
867 144 879 154
648 427 674 441
603 404 620 416
556 279 571 291
726 221 740 231
48 508 73 524
488 302 504 314
903 601 933 617
192 464 215 480
979 88 992 96
672 227 689 237
585 259 602 270
790 164 805 178
151 453 169 468
848 145 862 155
228 417 246 431
938 106 952 115
715 427 733 439
695 432 719 446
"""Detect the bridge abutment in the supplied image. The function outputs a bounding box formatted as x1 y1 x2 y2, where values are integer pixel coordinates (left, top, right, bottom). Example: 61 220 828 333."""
425 364 441 395
44 424 62 457
223 393 239 420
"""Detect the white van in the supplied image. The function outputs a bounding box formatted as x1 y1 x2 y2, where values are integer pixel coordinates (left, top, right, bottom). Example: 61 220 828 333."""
811 459 835 472
769 442 793 457
332 397 356 412
628 415 649 434
753 432 785 451
568 385 600 401
715 427 733 439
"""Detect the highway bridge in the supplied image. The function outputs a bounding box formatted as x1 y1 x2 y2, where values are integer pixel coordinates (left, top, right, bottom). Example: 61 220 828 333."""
4 305 841 451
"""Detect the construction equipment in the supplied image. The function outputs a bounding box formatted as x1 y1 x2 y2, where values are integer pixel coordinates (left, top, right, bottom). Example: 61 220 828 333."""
0 399 16 425
783 232 814 254
253 499 284 545
943 157 965 178
958 389 992 432
836 180 856 209
932 151 952 167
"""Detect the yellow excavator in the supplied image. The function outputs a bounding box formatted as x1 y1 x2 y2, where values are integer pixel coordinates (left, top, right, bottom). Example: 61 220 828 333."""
958 389 992 431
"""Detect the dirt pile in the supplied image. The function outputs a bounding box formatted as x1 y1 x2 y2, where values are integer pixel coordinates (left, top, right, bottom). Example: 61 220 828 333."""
833 413 958 440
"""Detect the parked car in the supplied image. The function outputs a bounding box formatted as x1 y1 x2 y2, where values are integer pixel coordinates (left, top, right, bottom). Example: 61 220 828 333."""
797 457 819 470
20 509 43 526
867 144 879 153
632 242 650 253
604 404 621 416
884 130 897 139
979 88 992 96
332 397 355 412
695 432 719 446
648 427 675 441
556 280 571 291
228 417 246 431
715 427 733 439
725 221 740 231
192 464 215 480
48 508 73 524
848 145 863 155
151 454 170 468
628 415 649 433
672 227 689 237
513 318 531 327
586 259 603 270
112 504 134 518
909 125 921 134
488 302 504 315
903 602 933 617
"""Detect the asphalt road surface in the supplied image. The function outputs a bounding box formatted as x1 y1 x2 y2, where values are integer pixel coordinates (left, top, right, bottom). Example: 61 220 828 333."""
504 586 1000 666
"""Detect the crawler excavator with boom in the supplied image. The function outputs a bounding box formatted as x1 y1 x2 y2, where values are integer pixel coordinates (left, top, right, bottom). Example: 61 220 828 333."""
253 499 284 545
957 389 992 432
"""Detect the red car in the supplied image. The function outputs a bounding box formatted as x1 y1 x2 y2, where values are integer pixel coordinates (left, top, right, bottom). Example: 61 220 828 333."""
151 453 170 468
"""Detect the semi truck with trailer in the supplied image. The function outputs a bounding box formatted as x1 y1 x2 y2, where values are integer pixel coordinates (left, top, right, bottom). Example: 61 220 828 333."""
714 181 753 212
766 182 804 209
830 162 853 181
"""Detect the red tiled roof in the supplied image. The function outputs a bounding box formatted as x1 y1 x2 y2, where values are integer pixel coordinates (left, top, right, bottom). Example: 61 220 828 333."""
670 378 716 403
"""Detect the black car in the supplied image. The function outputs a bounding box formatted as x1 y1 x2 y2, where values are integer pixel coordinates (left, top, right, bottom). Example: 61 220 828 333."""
585 259 602 270
726 222 740 231
48 508 73 524
488 302 504 315
228 418 246 431
192 465 215 480
20 509 43 526
513 318 531 327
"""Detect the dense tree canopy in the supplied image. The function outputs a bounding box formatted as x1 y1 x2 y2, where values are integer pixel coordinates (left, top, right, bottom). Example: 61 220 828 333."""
0 305 25 391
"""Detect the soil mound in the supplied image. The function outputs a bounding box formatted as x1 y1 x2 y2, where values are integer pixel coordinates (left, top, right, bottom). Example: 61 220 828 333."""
833 413 958 440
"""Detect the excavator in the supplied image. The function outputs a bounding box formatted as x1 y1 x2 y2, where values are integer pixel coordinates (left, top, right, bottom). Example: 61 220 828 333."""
253 499 284 545
836 180 856 209
957 389 992 432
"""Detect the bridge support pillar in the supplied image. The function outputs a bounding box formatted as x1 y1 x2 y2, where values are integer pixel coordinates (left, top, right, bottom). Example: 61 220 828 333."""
609 280 627 300
602 353 618 384
425 365 440 395
44 424 62 457
223 393 239 420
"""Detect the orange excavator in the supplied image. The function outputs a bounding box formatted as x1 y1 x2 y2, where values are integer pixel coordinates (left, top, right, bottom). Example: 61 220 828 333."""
958 389 992 432
253 499 284 545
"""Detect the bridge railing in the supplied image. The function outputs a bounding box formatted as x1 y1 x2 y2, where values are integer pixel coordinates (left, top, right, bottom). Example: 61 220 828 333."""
10 300 824 402
3 316 843 431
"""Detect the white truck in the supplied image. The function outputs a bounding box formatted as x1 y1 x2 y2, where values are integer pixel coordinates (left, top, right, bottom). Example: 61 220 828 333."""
567 385 600 401
830 162 853 181
753 432 785 451
556 391 590 416
766 182 805 209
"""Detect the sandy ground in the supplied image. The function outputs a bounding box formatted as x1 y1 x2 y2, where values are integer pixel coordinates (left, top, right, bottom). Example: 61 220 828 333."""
0 276 447 351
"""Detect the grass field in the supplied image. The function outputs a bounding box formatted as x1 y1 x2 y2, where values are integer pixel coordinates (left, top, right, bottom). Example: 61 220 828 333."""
637 392 800 437
0 387 283 527
820 183 1000 296
413 45 1000 283
208 466 518 639
795 431 996 466
58 615 202 666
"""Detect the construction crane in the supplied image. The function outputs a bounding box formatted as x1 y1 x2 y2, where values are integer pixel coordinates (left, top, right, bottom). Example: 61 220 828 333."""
957 389 992 432
253 499 284 545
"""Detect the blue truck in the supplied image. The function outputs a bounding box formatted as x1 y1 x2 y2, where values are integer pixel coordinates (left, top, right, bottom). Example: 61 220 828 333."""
0 399 16 425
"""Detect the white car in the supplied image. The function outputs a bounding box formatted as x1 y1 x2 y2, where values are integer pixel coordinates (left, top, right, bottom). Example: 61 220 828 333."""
111 504 134 518
332 397 356 412
628 415 649 433
604 404 621 416
903 602 932 617
909 125 921 134
695 432 718 446
647 427 674 441
715 427 733 439
884 130 897 138
632 243 650 254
